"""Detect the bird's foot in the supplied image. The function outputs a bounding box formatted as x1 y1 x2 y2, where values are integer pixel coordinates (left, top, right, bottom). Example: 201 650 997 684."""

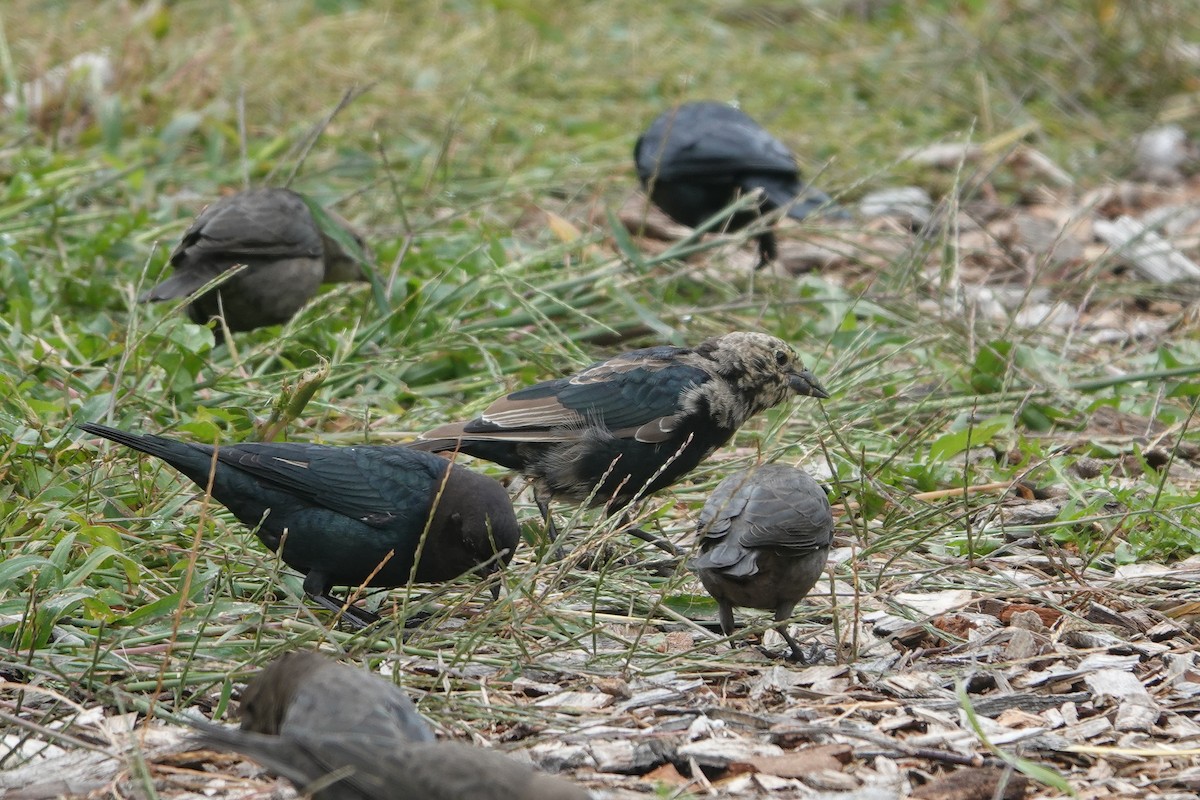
621 526 680 556
641 557 683 577
780 628 826 664
311 592 380 630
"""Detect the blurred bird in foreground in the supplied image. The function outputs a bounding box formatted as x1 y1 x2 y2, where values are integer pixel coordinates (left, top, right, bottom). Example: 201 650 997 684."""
690 464 833 661
191 726 591 800
80 423 519 628
413 332 828 548
237 651 433 743
188 650 589 800
635 101 839 266
141 187 370 342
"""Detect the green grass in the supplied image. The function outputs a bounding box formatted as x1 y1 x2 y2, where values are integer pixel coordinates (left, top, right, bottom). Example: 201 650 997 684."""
2 0 1199 794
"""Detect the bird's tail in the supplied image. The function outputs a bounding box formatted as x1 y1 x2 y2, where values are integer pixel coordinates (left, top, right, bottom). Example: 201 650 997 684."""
77 423 214 478
751 177 843 221
79 422 174 457
187 719 318 788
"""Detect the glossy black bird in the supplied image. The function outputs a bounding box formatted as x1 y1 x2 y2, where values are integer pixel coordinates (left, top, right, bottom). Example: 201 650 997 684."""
238 651 433 743
141 188 370 342
190 725 591 800
79 423 519 627
413 332 828 544
634 101 837 266
690 464 833 661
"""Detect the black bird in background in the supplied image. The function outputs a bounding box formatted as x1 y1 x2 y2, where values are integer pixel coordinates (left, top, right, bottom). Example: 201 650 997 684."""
141 188 370 342
690 464 833 661
79 423 519 627
237 651 434 743
635 101 837 266
413 332 828 546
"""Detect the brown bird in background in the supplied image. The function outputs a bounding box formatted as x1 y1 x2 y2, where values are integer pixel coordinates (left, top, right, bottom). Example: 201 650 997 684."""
237 651 434 743
141 187 370 342
690 463 833 661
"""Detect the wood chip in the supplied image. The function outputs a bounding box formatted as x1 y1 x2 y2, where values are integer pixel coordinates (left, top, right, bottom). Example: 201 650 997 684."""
909 766 1030 800
1093 215 1200 282
730 744 853 778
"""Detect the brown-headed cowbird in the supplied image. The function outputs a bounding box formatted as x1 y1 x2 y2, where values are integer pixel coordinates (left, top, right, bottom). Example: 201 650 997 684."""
190 725 591 800
190 649 590 799
413 332 828 544
238 651 433 743
141 188 370 341
79 423 519 628
690 464 833 661
635 101 837 266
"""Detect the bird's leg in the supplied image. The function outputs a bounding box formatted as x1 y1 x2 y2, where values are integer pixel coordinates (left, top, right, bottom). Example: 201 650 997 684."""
774 607 823 663
756 231 778 268
777 624 809 662
535 490 560 543
534 486 567 561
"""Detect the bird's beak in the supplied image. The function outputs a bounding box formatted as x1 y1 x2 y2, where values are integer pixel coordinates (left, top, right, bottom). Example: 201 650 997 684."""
790 369 829 399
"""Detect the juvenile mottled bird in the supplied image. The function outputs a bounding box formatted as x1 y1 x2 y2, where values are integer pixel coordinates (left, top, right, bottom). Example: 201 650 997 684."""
690 464 833 661
191 726 591 800
79 423 519 627
238 651 433 743
635 101 837 266
141 188 370 341
413 332 828 542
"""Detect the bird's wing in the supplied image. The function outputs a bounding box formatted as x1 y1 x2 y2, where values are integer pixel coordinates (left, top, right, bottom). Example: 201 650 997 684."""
171 190 323 264
737 483 834 551
214 443 440 526
426 349 710 445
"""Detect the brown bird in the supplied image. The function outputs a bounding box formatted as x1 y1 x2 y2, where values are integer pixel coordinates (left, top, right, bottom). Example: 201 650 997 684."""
690 464 833 660
237 651 433 743
141 187 370 341
413 332 828 547
191 729 590 800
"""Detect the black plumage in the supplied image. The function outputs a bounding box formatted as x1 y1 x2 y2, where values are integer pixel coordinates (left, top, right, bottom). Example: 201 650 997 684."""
80 423 519 627
238 651 434 744
140 188 370 341
690 464 833 661
634 101 836 265
413 332 828 541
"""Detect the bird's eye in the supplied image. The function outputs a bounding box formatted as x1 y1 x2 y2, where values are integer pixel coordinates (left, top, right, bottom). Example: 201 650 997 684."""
774 350 789 366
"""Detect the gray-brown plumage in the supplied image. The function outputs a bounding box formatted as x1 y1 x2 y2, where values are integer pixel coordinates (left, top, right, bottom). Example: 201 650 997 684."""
690 464 833 661
413 332 828 542
141 188 370 341
191 729 590 800
237 651 433 743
